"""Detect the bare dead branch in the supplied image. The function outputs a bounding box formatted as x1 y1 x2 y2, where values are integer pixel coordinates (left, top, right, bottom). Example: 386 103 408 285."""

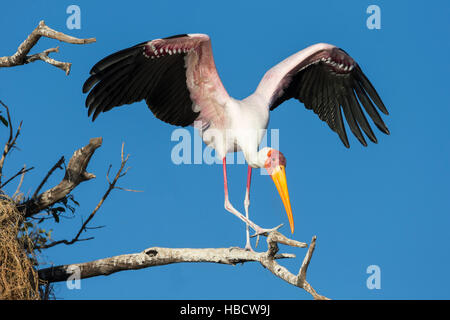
259 233 328 300
0 20 95 75
24 47 73 75
38 246 295 282
0 166 34 189
37 145 131 249
18 137 103 218
32 156 65 199
114 186 143 193
13 165 27 199
38 230 328 300
298 235 317 284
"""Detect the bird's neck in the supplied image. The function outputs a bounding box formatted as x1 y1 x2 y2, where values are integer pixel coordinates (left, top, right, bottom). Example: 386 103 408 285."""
244 147 270 169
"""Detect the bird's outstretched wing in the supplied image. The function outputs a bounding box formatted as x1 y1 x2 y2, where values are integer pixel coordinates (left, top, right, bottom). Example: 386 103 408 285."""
83 34 229 127
253 43 389 147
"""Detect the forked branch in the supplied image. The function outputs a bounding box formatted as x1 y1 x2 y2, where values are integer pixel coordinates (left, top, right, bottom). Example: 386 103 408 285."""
0 20 95 74
36 144 132 249
38 231 328 300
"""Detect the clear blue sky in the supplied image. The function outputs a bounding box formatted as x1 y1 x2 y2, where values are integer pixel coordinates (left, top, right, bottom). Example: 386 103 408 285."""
1 0 450 300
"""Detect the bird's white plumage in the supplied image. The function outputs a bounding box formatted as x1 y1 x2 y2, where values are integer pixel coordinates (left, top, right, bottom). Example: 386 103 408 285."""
84 33 386 166
188 41 352 166
199 96 269 165
83 33 389 241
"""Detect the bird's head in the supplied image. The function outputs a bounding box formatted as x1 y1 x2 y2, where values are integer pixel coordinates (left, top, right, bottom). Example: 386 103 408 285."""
257 147 294 233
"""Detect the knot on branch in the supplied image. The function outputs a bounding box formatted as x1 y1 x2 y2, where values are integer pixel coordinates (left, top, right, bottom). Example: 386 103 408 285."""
145 249 158 257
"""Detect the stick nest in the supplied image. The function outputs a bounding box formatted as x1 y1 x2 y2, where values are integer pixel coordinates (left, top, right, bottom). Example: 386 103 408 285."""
0 196 40 300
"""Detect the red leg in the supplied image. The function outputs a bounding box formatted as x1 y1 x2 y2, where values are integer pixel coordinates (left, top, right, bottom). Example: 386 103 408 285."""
223 157 229 199
222 157 261 234
222 157 279 243
244 166 253 250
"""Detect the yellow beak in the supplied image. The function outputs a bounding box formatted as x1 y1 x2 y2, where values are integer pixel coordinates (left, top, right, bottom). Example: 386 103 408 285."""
270 165 294 233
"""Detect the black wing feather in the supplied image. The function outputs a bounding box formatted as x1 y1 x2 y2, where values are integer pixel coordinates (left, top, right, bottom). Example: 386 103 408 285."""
341 92 367 146
346 84 377 143
354 66 388 115
88 41 148 75
83 41 199 126
270 56 389 148
333 95 350 148
353 80 390 135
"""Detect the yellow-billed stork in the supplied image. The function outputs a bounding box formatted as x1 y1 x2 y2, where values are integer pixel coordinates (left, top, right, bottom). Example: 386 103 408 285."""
82 34 389 250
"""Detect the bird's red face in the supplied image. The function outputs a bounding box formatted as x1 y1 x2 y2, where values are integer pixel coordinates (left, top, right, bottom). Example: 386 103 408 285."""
264 149 294 233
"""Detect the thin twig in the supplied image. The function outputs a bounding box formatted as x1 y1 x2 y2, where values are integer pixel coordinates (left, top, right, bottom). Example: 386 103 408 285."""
0 166 34 189
114 186 143 193
0 100 22 185
13 164 28 199
36 144 131 249
33 156 65 198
